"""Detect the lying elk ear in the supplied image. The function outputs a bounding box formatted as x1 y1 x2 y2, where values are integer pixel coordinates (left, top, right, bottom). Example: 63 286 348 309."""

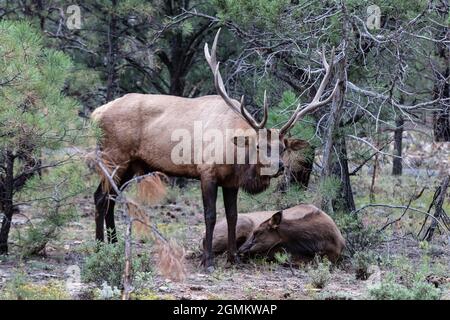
232 136 250 148
284 138 309 151
269 211 283 229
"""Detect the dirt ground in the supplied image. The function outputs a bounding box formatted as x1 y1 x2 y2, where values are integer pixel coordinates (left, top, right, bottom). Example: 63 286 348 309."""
0 138 449 300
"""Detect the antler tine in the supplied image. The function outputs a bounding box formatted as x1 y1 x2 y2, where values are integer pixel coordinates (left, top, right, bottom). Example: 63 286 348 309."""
204 28 221 71
280 47 338 135
259 90 269 128
205 28 266 131
239 91 268 129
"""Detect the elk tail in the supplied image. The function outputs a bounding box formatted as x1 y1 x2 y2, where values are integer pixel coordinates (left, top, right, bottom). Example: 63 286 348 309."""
84 150 121 193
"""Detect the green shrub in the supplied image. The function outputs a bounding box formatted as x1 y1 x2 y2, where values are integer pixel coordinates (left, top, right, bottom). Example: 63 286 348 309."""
307 257 331 289
369 274 441 300
335 213 381 255
81 240 152 288
0 272 69 300
16 162 87 257
352 251 376 280
274 251 291 265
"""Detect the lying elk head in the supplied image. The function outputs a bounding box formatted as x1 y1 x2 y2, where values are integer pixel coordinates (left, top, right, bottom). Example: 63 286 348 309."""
238 211 285 255
204 29 339 191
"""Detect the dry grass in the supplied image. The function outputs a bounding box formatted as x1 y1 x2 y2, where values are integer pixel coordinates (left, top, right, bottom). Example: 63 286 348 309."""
136 173 168 205
154 239 187 282
126 200 151 238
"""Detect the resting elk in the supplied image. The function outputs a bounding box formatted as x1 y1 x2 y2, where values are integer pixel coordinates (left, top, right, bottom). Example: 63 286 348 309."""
209 204 345 263
91 29 339 271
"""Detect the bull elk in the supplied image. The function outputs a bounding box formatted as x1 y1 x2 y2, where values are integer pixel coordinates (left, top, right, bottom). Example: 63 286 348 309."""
91 29 339 271
209 204 345 263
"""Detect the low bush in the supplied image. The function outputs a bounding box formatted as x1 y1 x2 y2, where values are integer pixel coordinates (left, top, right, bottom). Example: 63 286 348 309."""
334 213 382 255
352 251 377 280
307 257 331 289
369 274 441 300
0 272 69 300
81 240 152 289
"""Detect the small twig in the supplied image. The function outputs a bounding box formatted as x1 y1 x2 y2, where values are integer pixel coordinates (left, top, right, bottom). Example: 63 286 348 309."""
353 203 448 233
377 187 425 233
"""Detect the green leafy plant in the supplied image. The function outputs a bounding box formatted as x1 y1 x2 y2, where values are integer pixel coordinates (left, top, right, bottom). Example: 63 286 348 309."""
81 240 152 288
369 273 441 300
352 251 377 280
307 257 332 289
0 272 69 300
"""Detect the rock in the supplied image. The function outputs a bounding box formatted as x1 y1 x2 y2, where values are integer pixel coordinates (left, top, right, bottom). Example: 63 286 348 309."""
190 285 204 291
158 286 170 293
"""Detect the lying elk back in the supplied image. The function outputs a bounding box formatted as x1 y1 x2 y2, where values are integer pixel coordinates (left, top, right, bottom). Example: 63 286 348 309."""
210 204 345 262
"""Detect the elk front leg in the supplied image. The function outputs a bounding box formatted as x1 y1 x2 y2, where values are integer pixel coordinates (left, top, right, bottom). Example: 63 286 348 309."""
201 179 218 272
223 187 239 264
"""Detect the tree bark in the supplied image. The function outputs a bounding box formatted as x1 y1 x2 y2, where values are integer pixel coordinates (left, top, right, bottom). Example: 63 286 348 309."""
392 116 404 175
105 0 119 102
433 65 450 142
320 68 347 213
331 136 355 212
424 175 449 242
432 2 449 142
0 151 15 255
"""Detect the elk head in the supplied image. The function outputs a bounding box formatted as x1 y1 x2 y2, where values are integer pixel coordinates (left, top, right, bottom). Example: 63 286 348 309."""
238 211 285 255
204 29 339 194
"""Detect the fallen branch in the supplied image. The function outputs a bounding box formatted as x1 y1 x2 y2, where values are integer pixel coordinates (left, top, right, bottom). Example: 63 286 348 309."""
420 175 450 242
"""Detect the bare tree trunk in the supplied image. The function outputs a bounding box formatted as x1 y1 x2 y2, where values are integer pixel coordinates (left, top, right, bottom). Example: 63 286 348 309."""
392 116 404 175
433 66 450 142
369 139 379 202
0 151 15 255
105 0 119 102
321 64 347 213
424 175 449 242
432 2 449 142
331 136 355 212
321 0 350 214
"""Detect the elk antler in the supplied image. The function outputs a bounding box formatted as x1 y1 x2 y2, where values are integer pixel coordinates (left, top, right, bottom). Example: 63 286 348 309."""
279 46 339 136
204 29 268 130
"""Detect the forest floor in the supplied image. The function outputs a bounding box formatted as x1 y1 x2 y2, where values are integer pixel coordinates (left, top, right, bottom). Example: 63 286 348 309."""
0 137 449 300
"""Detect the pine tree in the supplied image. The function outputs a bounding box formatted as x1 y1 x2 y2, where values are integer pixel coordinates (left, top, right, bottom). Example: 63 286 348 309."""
0 21 85 255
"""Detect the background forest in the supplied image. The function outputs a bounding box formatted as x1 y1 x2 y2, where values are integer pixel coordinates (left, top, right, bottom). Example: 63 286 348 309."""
0 0 449 300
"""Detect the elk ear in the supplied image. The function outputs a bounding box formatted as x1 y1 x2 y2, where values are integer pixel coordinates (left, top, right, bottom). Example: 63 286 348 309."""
284 138 309 151
269 211 283 229
232 136 250 148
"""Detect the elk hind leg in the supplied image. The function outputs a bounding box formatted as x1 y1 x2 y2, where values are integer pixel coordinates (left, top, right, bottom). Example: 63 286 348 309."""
94 183 107 242
104 166 136 243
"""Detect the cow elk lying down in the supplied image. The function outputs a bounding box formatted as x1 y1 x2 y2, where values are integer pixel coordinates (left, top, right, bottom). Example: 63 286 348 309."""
209 204 345 263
